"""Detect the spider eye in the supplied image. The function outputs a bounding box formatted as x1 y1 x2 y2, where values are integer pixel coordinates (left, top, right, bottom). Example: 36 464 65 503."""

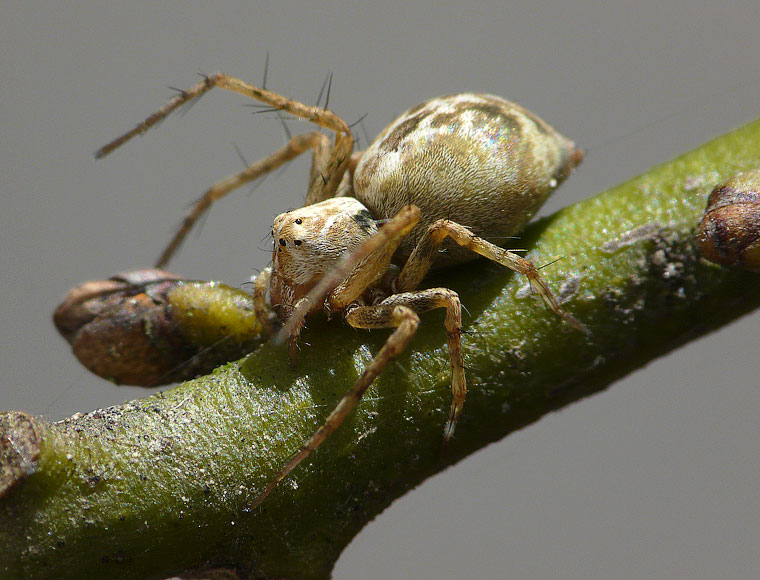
278 239 286 247
295 218 303 225
294 239 302 246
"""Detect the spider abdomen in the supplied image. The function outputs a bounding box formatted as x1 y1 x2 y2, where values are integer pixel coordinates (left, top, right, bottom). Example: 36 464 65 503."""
353 93 582 267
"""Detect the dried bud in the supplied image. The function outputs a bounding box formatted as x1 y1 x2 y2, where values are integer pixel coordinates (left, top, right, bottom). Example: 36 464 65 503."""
53 269 180 342
696 170 760 272
54 269 265 386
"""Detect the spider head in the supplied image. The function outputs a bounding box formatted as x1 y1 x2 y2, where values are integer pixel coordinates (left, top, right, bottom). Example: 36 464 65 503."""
269 197 379 317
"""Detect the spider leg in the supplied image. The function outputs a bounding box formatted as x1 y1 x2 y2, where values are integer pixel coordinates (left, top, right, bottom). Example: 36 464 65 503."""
376 289 466 444
95 73 357 265
252 267 276 335
96 73 352 158
155 131 330 267
397 219 587 332
332 150 365 199
247 303 420 510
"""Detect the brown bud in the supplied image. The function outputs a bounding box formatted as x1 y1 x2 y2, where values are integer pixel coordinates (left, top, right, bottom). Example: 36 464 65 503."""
53 269 181 342
696 170 760 272
54 269 264 386
54 269 191 385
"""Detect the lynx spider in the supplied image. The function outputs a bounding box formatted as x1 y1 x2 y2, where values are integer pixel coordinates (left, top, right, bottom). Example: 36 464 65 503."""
96 72 585 508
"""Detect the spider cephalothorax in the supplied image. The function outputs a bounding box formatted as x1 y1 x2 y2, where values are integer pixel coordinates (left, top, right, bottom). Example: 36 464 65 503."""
269 197 382 319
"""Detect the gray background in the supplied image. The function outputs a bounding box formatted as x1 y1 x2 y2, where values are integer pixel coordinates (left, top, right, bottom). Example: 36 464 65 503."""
2 2 759 578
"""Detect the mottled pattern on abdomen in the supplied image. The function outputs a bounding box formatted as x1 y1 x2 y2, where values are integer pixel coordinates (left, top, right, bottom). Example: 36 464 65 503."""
353 93 580 267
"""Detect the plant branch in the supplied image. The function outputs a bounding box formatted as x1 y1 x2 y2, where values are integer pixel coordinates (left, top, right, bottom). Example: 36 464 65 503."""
2 119 760 580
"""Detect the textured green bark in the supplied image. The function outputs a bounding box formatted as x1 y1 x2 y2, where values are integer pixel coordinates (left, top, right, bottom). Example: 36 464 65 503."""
2 119 760 580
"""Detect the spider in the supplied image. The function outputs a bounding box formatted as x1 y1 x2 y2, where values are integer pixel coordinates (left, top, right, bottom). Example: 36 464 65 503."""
96 73 585 508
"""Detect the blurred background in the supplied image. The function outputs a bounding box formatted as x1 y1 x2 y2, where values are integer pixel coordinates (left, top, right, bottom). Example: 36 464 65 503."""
2 2 759 578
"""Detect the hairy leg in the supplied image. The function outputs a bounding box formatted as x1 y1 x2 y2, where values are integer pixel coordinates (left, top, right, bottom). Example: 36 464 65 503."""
252 267 276 335
247 304 420 510
363 288 466 444
155 132 330 267
397 219 586 332
96 73 352 159
95 73 356 265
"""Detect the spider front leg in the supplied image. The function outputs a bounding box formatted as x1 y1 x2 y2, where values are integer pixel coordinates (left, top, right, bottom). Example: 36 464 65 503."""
253 266 276 335
247 303 421 510
96 73 353 161
370 288 466 444
95 72 356 266
156 131 332 267
397 219 587 332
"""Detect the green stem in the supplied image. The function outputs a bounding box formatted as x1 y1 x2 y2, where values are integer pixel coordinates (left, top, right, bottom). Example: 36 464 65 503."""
3 119 760 580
